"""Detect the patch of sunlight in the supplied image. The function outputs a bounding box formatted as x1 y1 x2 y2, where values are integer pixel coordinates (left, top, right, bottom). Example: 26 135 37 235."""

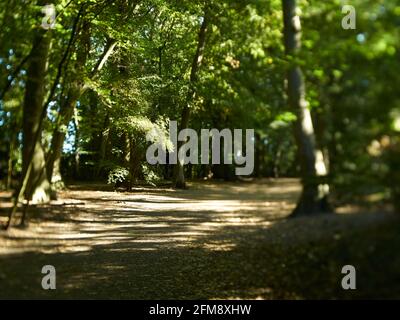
63 273 107 290
106 247 158 252
365 192 386 203
202 242 237 251
48 233 100 240
133 238 177 243
53 245 92 253
118 200 244 213
164 231 205 237
212 288 274 300
188 218 274 235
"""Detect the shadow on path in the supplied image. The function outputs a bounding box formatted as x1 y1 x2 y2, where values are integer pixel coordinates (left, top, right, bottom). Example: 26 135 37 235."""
0 179 399 299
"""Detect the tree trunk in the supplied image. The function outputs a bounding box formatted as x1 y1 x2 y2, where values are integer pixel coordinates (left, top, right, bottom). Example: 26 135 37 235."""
128 138 136 190
98 113 110 169
174 10 209 189
273 147 282 178
282 0 331 216
6 133 15 190
174 105 190 188
47 82 82 186
22 27 52 204
73 106 80 179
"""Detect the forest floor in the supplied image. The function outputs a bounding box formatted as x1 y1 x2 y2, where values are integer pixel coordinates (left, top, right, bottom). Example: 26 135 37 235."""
0 178 399 299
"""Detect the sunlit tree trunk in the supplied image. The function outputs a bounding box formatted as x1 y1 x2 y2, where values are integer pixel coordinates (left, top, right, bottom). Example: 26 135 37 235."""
282 0 331 216
73 106 80 178
174 11 209 189
47 82 82 186
22 26 52 203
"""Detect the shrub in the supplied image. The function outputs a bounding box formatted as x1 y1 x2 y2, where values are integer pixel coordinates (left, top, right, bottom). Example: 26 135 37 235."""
107 166 129 188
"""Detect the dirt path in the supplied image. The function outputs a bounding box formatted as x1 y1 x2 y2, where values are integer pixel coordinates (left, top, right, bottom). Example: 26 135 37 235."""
0 179 399 299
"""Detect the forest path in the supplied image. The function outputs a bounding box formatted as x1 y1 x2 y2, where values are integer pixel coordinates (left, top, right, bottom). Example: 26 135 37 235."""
0 179 399 299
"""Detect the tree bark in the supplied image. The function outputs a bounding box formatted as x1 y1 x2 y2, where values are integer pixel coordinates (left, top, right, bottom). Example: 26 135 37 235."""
73 106 80 178
47 82 82 185
22 27 52 204
6 133 16 190
97 113 110 172
282 0 331 216
174 10 209 189
128 137 140 190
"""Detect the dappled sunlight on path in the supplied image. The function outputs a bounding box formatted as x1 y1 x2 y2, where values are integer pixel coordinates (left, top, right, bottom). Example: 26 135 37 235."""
0 179 300 255
1 179 398 299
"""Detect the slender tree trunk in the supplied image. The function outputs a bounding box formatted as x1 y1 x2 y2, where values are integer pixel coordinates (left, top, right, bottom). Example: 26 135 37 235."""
6 134 15 190
126 137 142 190
274 147 282 178
174 106 190 188
100 113 110 161
73 106 80 179
22 26 52 204
96 113 110 176
254 133 261 178
47 82 82 185
174 10 209 188
282 0 331 216
128 137 136 190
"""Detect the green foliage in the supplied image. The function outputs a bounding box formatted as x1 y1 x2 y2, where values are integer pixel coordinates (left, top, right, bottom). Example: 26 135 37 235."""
107 166 129 187
0 0 399 208
141 163 162 186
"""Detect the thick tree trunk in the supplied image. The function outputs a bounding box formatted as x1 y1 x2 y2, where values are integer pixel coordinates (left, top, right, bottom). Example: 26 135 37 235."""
22 28 52 204
282 0 331 216
174 10 209 189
